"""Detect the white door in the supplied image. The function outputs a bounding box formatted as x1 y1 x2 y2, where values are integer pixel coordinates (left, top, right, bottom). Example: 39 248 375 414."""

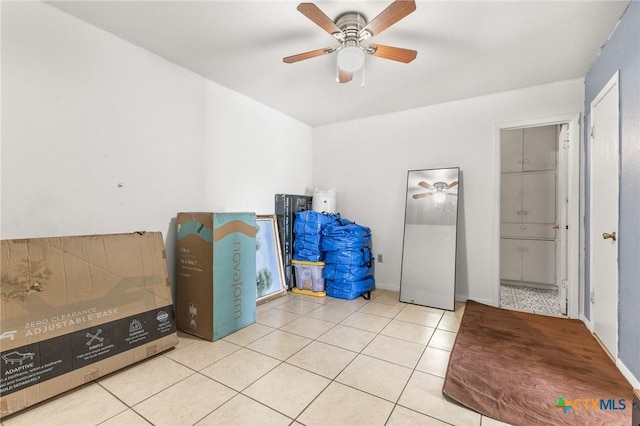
589 72 619 358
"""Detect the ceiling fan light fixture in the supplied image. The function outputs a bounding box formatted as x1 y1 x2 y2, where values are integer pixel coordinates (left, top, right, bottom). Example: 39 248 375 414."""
433 191 447 205
337 45 364 72
432 182 447 192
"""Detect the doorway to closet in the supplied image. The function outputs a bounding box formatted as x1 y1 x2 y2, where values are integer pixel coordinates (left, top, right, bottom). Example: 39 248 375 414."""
497 116 580 319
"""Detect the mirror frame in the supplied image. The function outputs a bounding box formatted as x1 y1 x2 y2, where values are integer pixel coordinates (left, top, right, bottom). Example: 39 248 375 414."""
399 167 460 310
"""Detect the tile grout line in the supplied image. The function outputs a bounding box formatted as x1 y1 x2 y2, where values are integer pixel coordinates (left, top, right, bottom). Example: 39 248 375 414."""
139 291 454 425
284 292 453 425
290 292 383 424
188 291 458 425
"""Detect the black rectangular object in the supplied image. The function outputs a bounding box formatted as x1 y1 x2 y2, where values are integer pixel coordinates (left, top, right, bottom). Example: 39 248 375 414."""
275 194 313 290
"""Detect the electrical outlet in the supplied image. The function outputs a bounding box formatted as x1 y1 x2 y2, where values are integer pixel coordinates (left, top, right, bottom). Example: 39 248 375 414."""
377 254 383 263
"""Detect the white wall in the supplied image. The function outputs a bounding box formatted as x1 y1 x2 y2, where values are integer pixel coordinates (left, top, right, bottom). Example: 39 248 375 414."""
313 79 583 303
1 2 313 289
203 83 312 212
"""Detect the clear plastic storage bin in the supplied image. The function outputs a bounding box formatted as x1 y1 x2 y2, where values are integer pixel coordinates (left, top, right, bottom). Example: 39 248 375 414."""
292 260 325 292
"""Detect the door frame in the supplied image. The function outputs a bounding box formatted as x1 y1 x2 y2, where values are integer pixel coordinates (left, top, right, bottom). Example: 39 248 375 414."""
587 71 619 356
557 123 570 315
494 114 581 318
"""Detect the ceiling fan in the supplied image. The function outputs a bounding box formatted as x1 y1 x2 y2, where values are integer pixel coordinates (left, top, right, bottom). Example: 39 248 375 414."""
412 180 459 199
283 0 417 84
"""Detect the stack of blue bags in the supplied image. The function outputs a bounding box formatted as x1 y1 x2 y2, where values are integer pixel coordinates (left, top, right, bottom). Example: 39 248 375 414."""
322 219 375 300
293 211 339 262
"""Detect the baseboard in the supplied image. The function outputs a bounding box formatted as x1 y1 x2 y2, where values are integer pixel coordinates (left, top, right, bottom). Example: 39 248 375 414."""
465 297 497 306
580 313 593 332
374 282 399 292
578 315 639 388
617 358 640 389
374 286 496 309
374 284 474 304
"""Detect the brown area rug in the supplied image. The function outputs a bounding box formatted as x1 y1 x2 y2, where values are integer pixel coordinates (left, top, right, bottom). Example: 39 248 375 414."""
443 301 632 426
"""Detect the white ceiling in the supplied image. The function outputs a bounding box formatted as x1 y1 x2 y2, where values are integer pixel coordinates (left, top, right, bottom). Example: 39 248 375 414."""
47 0 629 127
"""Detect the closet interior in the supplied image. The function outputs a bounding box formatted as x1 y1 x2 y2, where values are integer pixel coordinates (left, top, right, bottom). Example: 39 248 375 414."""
499 125 564 316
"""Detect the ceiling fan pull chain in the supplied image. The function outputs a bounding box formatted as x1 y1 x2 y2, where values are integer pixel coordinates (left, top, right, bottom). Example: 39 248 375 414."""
361 58 366 88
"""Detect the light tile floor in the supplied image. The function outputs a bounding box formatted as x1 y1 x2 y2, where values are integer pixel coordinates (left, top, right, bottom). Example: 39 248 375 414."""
1 290 512 426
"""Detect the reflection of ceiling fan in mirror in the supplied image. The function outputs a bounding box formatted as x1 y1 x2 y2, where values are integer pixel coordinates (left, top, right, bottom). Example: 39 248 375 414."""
283 0 417 84
412 180 459 199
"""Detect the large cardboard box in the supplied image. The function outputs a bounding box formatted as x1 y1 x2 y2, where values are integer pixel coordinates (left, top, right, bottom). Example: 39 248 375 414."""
176 212 257 341
0 232 177 418
274 194 312 290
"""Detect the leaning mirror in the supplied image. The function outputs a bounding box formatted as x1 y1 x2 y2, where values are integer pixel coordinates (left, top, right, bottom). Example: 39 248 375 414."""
400 167 460 310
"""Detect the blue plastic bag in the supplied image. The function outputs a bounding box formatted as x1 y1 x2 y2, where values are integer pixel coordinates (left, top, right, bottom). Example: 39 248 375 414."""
324 247 373 266
292 210 340 262
326 276 375 300
294 211 340 235
293 239 323 261
321 219 371 251
293 232 322 246
324 263 373 282
292 249 323 262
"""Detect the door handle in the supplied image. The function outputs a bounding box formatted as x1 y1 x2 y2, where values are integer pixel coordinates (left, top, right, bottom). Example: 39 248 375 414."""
552 224 559 230
602 232 616 241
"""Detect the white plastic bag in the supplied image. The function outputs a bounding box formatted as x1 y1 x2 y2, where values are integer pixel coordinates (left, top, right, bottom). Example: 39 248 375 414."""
312 188 338 213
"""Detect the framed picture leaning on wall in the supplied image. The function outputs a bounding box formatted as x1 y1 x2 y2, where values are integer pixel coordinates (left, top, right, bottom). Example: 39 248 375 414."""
256 214 287 304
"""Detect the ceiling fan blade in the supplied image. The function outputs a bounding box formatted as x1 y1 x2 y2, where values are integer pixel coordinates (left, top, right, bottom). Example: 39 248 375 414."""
360 0 416 39
297 3 343 37
413 192 432 199
417 181 433 190
368 44 417 63
447 181 459 189
283 47 335 64
338 69 353 83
